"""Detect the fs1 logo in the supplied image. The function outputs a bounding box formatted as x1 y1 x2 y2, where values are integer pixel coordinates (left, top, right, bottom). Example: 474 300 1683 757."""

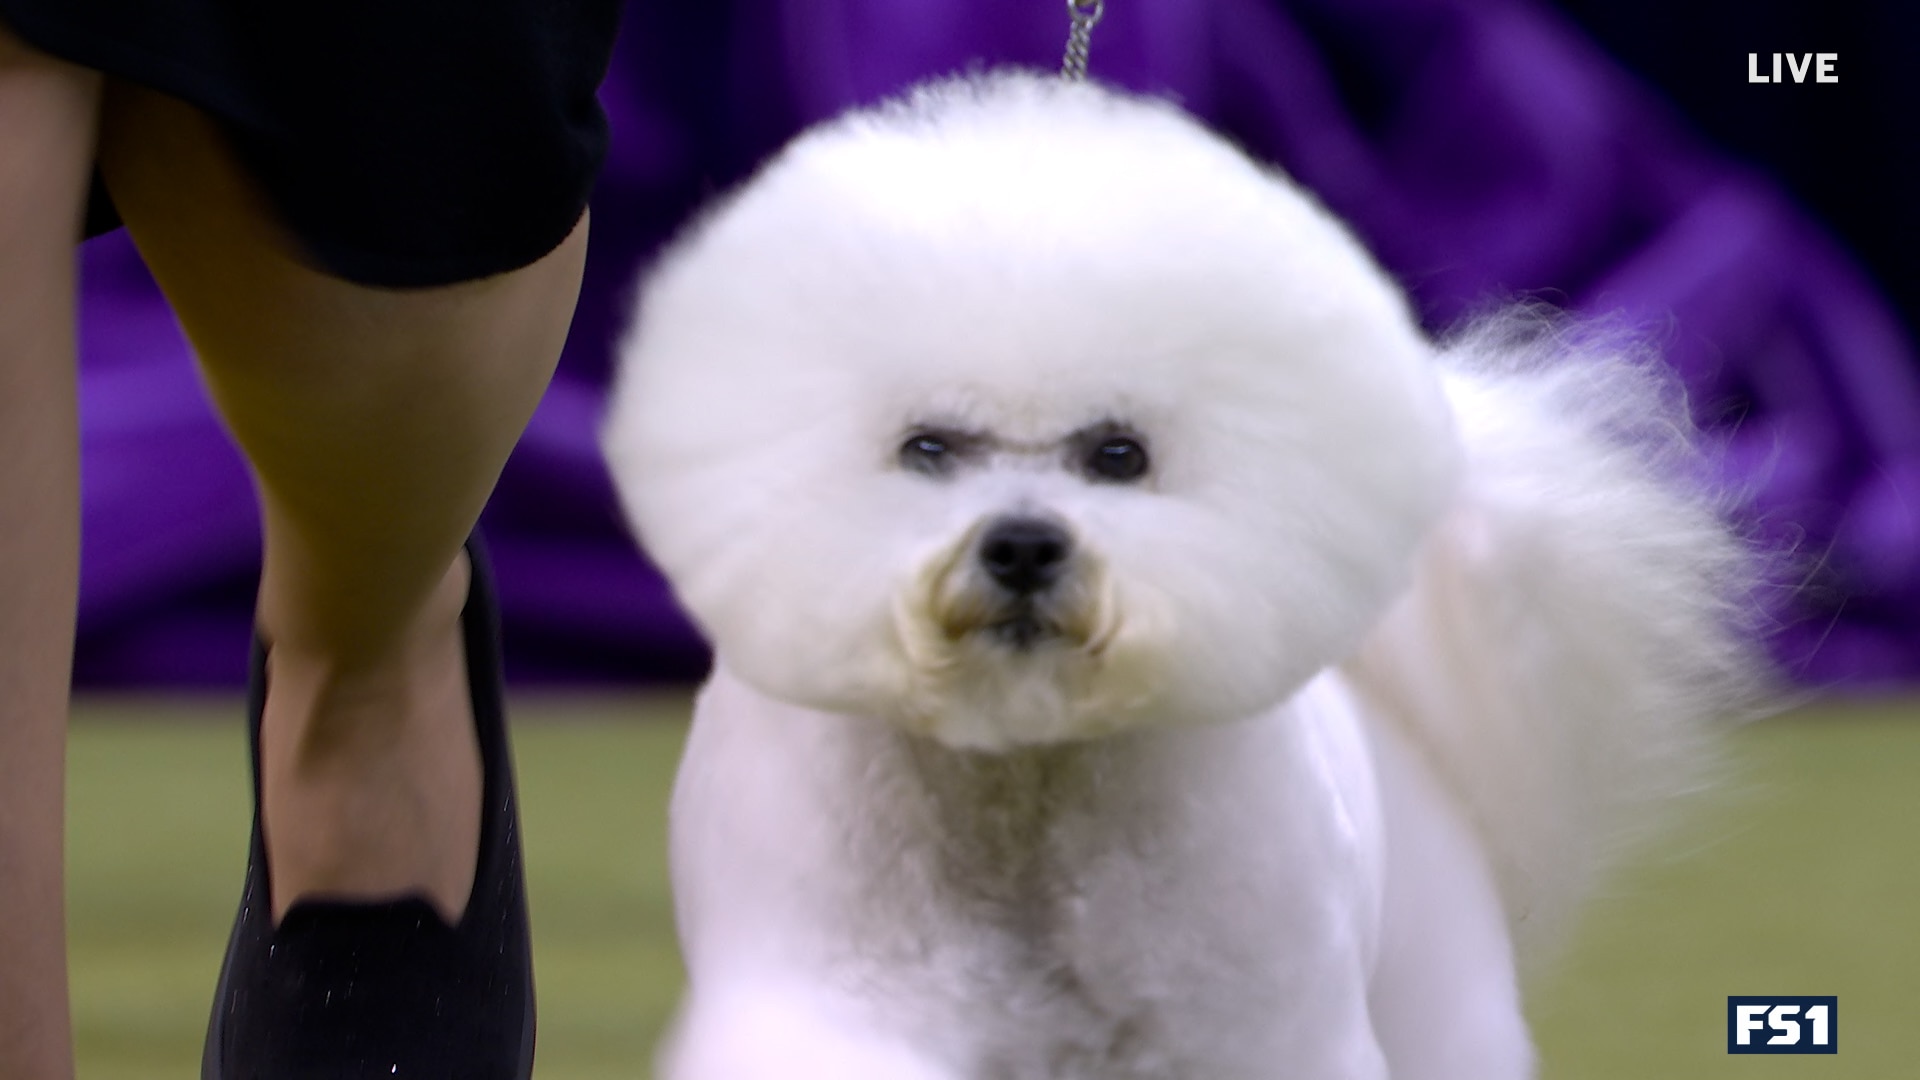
1728 996 1837 1054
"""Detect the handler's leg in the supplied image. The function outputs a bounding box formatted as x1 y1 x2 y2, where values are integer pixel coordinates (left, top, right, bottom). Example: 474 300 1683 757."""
0 23 97 1080
95 83 585 922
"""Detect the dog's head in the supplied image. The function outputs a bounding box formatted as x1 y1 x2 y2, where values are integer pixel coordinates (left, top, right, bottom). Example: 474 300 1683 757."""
605 73 1460 749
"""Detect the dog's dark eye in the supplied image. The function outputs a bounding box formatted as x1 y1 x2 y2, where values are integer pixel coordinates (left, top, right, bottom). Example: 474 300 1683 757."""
900 432 957 476
1086 436 1150 482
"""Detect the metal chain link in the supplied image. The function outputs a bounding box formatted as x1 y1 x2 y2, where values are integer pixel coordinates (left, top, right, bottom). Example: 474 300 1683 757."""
1061 0 1105 81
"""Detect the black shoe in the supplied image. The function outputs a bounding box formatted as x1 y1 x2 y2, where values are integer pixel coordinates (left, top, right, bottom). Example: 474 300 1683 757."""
202 538 535 1079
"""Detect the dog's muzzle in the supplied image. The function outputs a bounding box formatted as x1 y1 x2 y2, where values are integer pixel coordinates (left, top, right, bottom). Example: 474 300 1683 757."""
973 516 1074 647
916 514 1103 651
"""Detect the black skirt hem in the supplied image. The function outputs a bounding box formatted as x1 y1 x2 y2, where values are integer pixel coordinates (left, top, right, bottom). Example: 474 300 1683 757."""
3 0 614 289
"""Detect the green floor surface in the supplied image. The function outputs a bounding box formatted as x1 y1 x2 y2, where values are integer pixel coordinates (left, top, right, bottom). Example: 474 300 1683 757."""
68 696 687 1080
65 695 1917 1078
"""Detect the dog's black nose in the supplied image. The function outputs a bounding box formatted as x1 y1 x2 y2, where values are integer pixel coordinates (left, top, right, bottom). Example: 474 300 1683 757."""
978 517 1073 595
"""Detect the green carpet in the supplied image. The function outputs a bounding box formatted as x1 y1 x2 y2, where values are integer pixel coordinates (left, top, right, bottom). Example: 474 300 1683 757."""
66 694 1915 1078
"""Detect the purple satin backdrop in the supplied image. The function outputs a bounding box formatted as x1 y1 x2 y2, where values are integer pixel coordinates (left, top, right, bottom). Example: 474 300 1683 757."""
73 0 1920 688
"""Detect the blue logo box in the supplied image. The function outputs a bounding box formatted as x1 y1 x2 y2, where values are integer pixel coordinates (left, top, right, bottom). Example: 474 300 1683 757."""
1728 996 1838 1054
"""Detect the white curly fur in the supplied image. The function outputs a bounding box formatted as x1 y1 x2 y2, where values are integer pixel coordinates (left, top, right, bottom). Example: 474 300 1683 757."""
602 72 1769 1079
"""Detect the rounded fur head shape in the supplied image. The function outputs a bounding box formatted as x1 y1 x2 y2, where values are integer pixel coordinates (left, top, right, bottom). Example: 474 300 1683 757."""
605 72 1460 750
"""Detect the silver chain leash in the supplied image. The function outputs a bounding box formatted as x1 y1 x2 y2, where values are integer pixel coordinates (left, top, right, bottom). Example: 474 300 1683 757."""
1061 0 1105 81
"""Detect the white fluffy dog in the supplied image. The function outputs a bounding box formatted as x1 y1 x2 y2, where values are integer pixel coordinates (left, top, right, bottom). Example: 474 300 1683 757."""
601 72 1763 1079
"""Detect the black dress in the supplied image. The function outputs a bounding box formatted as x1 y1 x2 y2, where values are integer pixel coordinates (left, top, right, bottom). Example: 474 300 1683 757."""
0 0 623 288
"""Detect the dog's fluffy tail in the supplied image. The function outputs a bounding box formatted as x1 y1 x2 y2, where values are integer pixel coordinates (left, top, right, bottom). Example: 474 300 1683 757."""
1342 311 1774 963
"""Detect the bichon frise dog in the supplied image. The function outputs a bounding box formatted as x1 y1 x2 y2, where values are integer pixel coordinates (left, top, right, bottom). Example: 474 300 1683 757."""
601 72 1764 1080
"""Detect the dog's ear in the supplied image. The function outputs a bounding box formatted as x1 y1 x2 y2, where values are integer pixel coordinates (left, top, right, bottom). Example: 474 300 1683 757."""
1342 311 1777 964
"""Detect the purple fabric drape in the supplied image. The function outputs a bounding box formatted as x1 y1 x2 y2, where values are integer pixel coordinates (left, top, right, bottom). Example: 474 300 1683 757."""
73 0 1920 688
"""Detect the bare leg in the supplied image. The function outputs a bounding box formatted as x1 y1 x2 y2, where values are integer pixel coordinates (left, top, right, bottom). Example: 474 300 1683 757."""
0 22 97 1080
96 84 585 922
